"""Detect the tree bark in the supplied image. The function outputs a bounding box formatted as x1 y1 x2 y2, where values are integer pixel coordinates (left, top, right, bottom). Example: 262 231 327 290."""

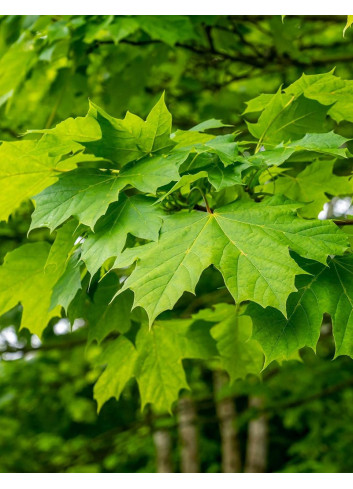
153 428 173 473
213 370 242 473
178 397 200 473
244 396 268 473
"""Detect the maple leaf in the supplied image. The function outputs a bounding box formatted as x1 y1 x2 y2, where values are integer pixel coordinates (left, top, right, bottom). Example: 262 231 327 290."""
247 90 331 147
50 251 82 313
94 336 138 412
194 304 264 381
31 151 188 232
247 259 325 367
176 153 248 192
246 132 349 169
27 114 101 151
247 254 353 365
0 221 77 336
94 304 265 412
285 71 353 124
82 195 164 276
84 94 174 165
94 318 217 413
190 119 233 132
115 196 347 324
263 159 353 218
88 274 134 344
2 64 353 417
0 141 79 222
30 168 123 232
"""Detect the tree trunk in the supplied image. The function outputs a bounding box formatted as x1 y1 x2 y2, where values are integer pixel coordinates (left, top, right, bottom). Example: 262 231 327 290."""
178 397 199 473
213 370 242 473
244 396 268 473
153 428 173 473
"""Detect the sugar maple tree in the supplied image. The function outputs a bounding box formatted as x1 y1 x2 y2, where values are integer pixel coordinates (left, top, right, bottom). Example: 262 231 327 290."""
1 70 353 413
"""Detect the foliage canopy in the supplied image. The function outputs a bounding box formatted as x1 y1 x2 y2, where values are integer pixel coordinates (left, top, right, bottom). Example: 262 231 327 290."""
1 64 353 412
3 14 353 474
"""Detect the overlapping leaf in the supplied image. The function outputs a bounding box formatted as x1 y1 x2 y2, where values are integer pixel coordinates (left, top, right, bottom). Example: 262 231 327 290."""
195 304 264 381
88 274 134 344
247 254 353 365
82 195 164 275
115 196 347 324
285 71 353 123
240 132 349 172
1 73 353 417
84 94 174 165
247 90 331 146
31 151 188 232
263 159 352 217
94 318 218 412
0 221 77 336
0 141 76 221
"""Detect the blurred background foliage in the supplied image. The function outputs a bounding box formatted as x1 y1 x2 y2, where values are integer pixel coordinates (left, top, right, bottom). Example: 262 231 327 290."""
2 14 353 473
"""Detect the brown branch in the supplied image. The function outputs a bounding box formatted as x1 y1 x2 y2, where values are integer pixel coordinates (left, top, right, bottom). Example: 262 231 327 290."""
0 336 87 355
249 375 353 417
333 219 353 226
193 204 208 213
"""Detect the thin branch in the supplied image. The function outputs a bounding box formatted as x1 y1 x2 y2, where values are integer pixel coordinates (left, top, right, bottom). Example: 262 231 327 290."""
0 336 87 355
265 375 353 413
333 219 353 226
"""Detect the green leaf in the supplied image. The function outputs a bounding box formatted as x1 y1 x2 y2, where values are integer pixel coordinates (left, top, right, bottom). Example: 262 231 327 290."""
207 160 248 190
50 251 82 313
0 37 36 105
263 159 352 218
137 15 196 46
202 134 239 166
0 220 77 336
31 150 187 232
114 150 188 194
190 119 233 132
195 303 264 381
84 94 174 165
343 15 353 36
178 146 247 189
286 132 348 157
135 320 217 413
93 336 138 412
133 322 190 412
30 169 123 232
247 254 353 364
94 318 217 413
211 311 263 381
88 274 133 344
285 71 353 124
243 132 348 171
115 196 347 324
243 93 274 114
247 91 331 146
315 255 353 358
172 129 214 149
27 115 101 145
0 141 78 221
142 93 174 153
247 259 325 367
82 195 164 276
83 103 144 165
156 171 208 203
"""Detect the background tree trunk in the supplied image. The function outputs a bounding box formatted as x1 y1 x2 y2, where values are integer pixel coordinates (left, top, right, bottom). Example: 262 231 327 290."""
244 395 268 473
178 397 200 473
153 428 173 473
213 370 242 473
